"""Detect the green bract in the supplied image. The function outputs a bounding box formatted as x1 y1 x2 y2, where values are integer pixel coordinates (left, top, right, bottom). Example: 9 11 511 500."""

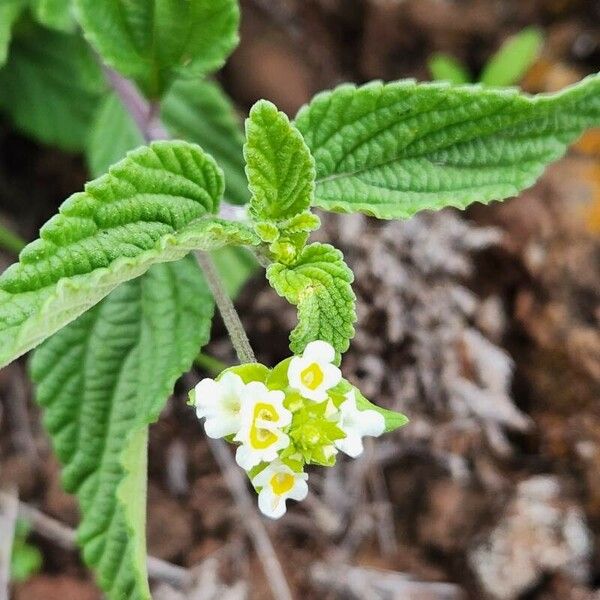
295 74 600 219
0 140 258 368
31 258 214 600
75 0 240 97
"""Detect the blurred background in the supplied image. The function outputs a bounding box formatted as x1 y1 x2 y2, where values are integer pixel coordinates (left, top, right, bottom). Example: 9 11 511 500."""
1 0 599 598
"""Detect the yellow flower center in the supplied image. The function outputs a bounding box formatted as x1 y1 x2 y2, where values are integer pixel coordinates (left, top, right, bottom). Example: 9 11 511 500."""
270 472 295 495
249 403 279 449
300 363 324 390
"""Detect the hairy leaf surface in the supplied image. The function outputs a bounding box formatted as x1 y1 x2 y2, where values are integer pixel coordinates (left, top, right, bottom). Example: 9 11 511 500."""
267 243 356 357
75 0 240 97
87 80 248 204
245 100 315 221
0 141 258 368
295 74 600 219
0 23 105 150
31 257 214 599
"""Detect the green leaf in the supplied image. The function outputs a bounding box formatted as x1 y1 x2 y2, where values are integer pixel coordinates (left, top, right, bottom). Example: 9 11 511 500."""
245 100 316 221
428 53 471 84
75 0 240 97
294 73 600 219
30 257 214 599
354 387 409 433
267 243 356 357
87 80 248 204
0 23 105 151
480 27 543 87
0 140 259 369
0 0 27 66
32 0 76 32
87 93 145 177
162 78 249 205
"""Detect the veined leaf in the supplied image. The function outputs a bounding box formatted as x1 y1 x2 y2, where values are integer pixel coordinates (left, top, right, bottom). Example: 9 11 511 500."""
162 78 249 205
31 257 214 599
32 0 76 32
294 74 600 219
428 53 471 85
75 0 240 97
480 27 543 87
245 100 315 221
87 80 248 205
0 141 259 368
0 0 27 66
267 243 356 357
0 23 105 151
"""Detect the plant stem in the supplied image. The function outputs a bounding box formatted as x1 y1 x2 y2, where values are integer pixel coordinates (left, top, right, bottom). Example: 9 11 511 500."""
0 223 25 255
103 65 256 364
194 352 230 377
196 252 256 364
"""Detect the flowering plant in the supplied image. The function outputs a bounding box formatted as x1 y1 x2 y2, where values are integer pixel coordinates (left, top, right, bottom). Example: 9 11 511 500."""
0 1 597 598
193 341 406 518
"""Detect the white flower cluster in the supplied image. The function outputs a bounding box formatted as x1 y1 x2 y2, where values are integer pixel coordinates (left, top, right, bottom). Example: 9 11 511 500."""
194 341 386 519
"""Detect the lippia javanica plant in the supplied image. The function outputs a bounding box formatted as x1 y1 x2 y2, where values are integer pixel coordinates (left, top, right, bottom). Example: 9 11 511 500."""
0 1 598 597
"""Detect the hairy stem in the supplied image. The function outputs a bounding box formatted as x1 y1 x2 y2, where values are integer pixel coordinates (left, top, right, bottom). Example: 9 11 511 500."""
104 66 256 364
196 252 256 364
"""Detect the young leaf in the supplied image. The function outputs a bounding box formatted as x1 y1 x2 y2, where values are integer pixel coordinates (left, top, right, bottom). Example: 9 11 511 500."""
480 27 543 87
0 23 105 151
0 0 27 66
87 79 249 204
294 73 600 219
30 257 214 600
267 243 356 357
75 0 240 97
0 141 258 368
428 53 471 84
245 100 316 221
32 0 76 32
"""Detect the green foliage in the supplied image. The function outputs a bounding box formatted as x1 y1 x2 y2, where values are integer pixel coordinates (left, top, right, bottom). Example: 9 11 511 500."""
267 243 356 357
294 74 600 219
162 78 249 205
0 141 258 368
31 257 214 599
10 520 43 583
32 0 76 32
87 93 145 177
75 0 240 97
88 79 249 205
245 100 315 221
481 27 543 87
0 22 105 151
212 246 258 298
0 0 27 66
427 53 470 85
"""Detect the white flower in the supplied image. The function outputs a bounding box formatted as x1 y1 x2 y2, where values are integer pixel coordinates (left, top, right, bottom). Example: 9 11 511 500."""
334 389 385 458
288 341 342 402
234 382 292 470
195 372 246 439
252 460 309 519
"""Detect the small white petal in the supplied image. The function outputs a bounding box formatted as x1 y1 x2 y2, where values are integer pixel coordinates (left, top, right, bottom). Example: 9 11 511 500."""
288 478 309 502
358 410 385 438
204 415 239 439
258 489 287 519
235 445 258 471
304 340 335 363
321 363 342 389
335 434 364 458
